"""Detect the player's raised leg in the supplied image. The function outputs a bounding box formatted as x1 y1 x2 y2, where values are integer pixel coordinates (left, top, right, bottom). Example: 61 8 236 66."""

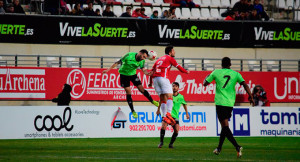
123 87 138 118
136 84 159 107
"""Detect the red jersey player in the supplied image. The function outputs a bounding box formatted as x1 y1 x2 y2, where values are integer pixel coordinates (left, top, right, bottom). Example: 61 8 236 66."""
149 45 189 126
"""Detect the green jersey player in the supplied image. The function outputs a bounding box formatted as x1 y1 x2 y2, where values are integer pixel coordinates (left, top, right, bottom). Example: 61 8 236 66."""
204 57 254 158
103 50 159 118
157 82 189 148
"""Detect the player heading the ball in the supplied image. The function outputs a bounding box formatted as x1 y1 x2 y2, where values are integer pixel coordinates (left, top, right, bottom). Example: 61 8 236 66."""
103 49 159 118
149 45 189 126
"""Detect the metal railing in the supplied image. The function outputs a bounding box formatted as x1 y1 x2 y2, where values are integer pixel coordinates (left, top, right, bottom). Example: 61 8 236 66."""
0 54 299 72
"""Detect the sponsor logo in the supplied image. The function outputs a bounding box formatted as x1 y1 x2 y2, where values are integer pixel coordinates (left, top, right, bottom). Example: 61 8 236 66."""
175 75 186 92
67 69 86 99
0 68 46 98
260 108 300 125
34 107 74 132
129 112 205 123
217 108 250 136
111 107 127 129
254 27 300 41
59 22 136 38
158 24 230 40
0 24 34 36
274 77 300 100
173 74 255 95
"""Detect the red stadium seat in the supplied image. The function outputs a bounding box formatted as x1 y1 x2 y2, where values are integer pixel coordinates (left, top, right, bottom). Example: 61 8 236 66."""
135 0 152 6
105 0 122 5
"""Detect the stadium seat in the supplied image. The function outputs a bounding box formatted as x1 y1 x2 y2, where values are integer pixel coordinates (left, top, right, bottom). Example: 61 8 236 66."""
144 0 155 5
93 5 102 13
113 5 123 16
190 8 200 19
200 7 210 19
135 0 150 6
132 6 139 11
144 6 152 17
184 63 197 70
164 0 180 7
220 0 230 7
219 8 227 17
154 0 170 6
193 0 201 7
203 60 214 71
210 8 220 19
152 6 162 16
181 8 191 19
248 61 260 71
296 11 300 21
0 56 7 67
266 61 279 71
66 57 79 68
175 7 182 18
46 57 59 67
201 0 211 7
105 0 122 5
210 0 221 7
123 0 140 6
296 0 300 8
277 0 286 9
82 4 88 9
230 0 239 7
286 0 295 9
66 4 72 10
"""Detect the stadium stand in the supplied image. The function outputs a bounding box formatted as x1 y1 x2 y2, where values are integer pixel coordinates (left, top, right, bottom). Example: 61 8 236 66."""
3 0 300 21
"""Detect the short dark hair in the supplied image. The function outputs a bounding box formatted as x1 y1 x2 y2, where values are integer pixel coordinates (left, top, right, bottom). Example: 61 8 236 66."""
153 10 158 14
126 6 131 10
141 7 145 11
165 45 173 55
172 82 179 88
169 6 176 12
140 49 148 56
222 57 231 68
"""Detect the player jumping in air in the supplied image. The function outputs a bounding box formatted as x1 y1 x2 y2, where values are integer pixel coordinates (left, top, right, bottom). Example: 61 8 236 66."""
103 49 159 118
204 57 254 158
149 45 189 126
156 82 189 148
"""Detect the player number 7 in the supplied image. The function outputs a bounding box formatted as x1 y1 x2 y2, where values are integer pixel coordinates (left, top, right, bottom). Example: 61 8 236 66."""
223 75 231 88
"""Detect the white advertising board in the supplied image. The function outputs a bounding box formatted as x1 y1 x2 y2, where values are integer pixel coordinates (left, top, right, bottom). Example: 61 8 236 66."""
0 106 217 139
1 106 299 139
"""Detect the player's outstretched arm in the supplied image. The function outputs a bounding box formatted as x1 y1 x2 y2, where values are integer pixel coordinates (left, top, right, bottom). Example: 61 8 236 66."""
183 104 190 120
102 60 121 73
240 81 254 106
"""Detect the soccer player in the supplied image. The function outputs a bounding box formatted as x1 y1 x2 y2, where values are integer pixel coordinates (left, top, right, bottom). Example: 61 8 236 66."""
203 57 254 158
149 45 189 125
156 82 189 148
103 49 159 118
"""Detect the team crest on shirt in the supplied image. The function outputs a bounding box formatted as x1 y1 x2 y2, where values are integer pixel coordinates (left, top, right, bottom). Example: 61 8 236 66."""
135 78 140 82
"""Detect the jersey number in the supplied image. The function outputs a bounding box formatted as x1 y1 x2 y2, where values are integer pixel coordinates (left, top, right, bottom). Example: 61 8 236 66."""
156 61 163 73
223 75 231 88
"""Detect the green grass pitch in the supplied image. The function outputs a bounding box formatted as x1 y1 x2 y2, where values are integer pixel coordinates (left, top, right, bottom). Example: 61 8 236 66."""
0 137 299 161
